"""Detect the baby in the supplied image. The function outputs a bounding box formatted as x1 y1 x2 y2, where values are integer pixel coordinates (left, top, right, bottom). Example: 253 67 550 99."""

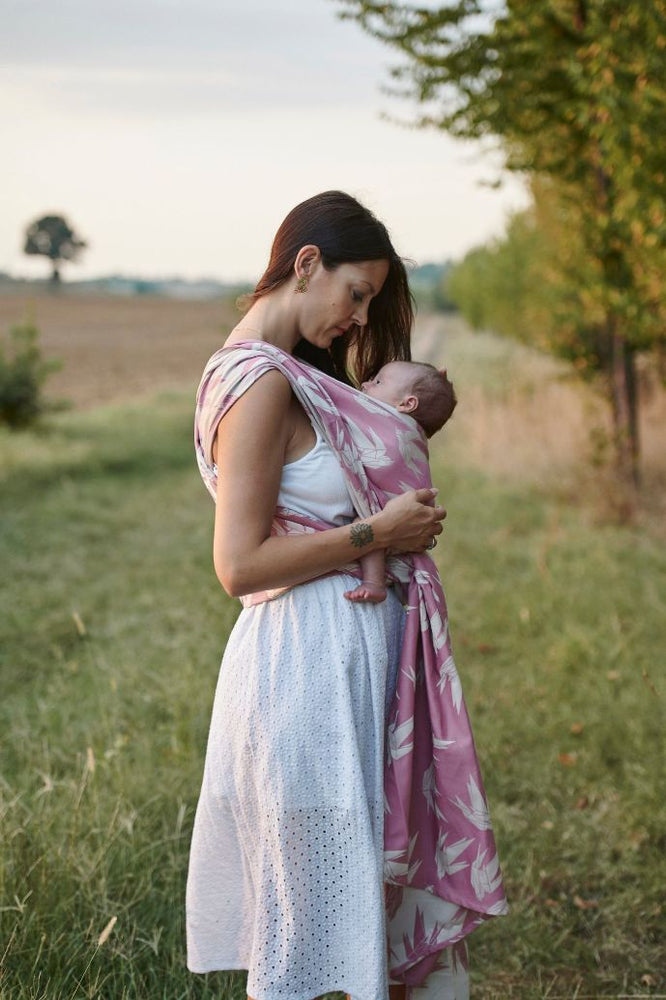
344 360 457 604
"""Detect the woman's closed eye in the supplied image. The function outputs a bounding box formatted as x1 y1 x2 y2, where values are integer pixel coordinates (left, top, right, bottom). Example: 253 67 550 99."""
351 289 365 303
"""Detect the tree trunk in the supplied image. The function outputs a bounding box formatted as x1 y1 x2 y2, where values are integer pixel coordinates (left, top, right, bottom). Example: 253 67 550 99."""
609 316 639 499
50 261 61 284
624 344 640 485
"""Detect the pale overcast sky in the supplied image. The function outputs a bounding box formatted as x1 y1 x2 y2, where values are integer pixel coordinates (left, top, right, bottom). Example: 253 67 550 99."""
1 0 529 282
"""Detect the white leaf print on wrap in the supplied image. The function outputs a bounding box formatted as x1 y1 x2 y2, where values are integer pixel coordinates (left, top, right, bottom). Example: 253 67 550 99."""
449 775 493 830
355 424 394 469
384 832 421 883
293 375 338 414
422 761 438 813
387 715 414 764
471 847 504 901
430 608 449 650
437 654 463 713
433 737 456 750
396 425 424 478
485 897 511 916
401 663 418 687
436 833 475 879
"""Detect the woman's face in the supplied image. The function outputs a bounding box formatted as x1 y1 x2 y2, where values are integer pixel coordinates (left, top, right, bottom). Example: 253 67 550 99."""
297 256 390 350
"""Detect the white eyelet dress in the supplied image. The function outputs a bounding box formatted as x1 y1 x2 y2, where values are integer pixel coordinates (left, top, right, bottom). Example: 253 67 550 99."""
186 425 405 1000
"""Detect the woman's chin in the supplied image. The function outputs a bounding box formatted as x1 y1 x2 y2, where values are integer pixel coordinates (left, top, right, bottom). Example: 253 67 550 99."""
299 328 344 351
311 331 338 349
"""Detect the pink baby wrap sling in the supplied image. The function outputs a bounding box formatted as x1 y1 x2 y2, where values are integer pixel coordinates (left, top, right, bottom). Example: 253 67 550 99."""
195 340 508 985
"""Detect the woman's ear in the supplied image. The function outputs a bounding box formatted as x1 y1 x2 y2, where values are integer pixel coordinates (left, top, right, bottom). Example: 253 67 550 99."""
294 244 321 279
396 394 419 415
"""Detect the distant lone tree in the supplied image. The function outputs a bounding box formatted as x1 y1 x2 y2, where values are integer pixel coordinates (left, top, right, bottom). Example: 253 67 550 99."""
23 214 87 284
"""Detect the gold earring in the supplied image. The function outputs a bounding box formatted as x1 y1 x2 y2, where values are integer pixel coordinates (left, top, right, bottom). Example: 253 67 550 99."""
295 275 308 294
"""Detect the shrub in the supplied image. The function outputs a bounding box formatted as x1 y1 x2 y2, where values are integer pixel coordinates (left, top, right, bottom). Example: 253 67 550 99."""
0 321 63 428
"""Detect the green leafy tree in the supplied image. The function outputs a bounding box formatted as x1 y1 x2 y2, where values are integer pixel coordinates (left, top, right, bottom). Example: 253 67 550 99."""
448 204 556 342
0 322 63 428
339 0 666 488
23 214 87 284
448 176 619 361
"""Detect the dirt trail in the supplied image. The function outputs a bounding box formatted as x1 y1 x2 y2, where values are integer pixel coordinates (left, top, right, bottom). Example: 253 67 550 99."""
410 313 450 367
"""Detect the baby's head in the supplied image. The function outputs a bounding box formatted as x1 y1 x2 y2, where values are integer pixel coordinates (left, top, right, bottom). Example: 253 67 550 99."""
361 360 457 438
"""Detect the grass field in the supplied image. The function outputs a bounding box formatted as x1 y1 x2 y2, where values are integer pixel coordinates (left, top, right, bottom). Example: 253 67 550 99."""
1 294 665 999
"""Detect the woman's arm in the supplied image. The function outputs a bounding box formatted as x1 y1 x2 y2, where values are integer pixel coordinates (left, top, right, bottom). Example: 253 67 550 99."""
212 370 444 598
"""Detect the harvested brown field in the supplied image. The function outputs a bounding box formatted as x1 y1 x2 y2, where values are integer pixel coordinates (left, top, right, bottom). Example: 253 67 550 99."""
0 291 240 410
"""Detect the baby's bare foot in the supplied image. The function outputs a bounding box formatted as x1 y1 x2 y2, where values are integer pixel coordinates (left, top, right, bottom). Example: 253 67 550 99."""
344 583 387 604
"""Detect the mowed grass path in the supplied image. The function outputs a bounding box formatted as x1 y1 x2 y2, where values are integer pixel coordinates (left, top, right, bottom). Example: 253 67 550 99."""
1 366 665 997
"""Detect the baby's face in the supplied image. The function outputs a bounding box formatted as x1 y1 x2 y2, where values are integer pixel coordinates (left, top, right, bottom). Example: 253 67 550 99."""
361 362 418 407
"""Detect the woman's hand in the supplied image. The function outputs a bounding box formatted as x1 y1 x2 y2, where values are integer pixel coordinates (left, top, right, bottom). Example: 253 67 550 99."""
375 488 446 554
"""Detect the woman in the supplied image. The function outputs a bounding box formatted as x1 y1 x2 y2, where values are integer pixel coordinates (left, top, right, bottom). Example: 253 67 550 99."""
186 191 506 1000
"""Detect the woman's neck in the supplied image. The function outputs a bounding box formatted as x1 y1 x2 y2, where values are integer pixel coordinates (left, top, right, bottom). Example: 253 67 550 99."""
226 289 300 353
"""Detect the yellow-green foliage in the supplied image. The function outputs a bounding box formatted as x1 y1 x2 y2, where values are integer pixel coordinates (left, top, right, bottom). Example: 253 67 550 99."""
341 0 666 349
447 174 666 376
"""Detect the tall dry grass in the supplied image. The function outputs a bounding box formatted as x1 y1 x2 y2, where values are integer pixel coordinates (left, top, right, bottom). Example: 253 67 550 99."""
413 314 666 535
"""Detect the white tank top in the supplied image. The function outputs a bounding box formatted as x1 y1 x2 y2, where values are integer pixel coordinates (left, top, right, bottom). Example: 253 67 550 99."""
277 425 355 526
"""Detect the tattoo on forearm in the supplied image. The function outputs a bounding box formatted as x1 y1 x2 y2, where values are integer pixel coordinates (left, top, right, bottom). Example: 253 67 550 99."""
350 522 374 548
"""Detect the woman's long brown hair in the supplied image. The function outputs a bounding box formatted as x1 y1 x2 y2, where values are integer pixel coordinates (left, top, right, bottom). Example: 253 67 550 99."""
243 191 413 385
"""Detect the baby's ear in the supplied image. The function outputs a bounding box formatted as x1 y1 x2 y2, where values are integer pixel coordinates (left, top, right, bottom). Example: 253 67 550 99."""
397 394 419 415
